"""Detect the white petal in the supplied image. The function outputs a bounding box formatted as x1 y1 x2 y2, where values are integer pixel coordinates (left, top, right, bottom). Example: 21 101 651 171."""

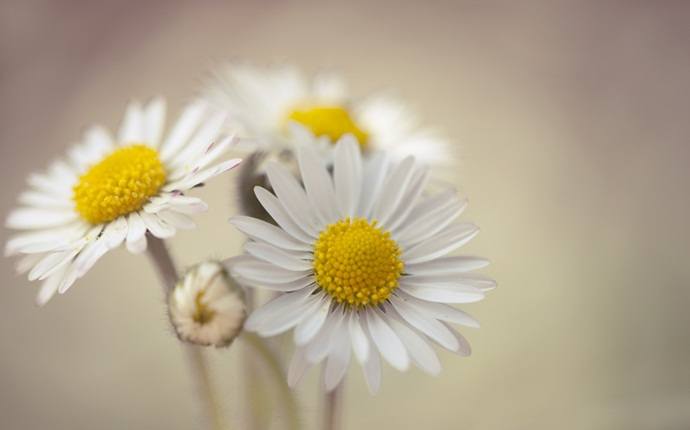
297 145 338 225
252 292 321 337
287 347 313 388
254 187 314 243
165 158 241 191
399 281 484 304
6 208 77 230
356 152 389 218
294 297 331 345
333 136 362 218
188 135 238 173
15 253 42 274
141 212 176 239
230 256 311 284
240 275 315 292
125 212 147 252
103 217 128 249
143 97 166 147
244 241 312 271
386 310 441 375
384 166 429 231
362 346 381 395
127 234 147 254
28 249 78 281
36 265 68 306
404 256 489 276
373 157 415 225
168 112 226 168
157 210 196 230
243 287 315 332
365 309 409 371
165 196 208 214
17 191 71 209
406 273 495 291
118 101 144 143
397 198 467 248
445 323 472 356
305 309 346 363
397 291 480 328
160 101 206 161
348 311 369 364
264 161 319 234
5 224 87 256
389 295 459 351
229 216 311 252
324 330 351 391
403 223 479 264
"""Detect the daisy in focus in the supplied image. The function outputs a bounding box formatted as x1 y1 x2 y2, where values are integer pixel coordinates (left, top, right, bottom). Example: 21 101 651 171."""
204 63 449 165
227 137 493 393
5 98 241 305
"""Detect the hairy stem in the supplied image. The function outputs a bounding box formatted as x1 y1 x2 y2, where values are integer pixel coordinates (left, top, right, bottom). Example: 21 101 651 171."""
322 376 344 430
243 333 301 430
146 235 224 430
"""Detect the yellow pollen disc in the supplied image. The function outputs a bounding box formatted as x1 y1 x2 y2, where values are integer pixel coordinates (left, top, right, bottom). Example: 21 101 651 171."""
285 105 369 148
313 218 403 307
72 144 166 224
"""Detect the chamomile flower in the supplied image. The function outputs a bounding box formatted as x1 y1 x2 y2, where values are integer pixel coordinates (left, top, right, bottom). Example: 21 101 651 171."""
205 63 449 165
5 98 241 305
227 137 493 393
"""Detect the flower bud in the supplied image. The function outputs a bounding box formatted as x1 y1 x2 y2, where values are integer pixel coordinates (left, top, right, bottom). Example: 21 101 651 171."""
169 261 246 347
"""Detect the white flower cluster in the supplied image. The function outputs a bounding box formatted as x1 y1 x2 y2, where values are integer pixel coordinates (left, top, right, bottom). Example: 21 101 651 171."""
5 63 493 394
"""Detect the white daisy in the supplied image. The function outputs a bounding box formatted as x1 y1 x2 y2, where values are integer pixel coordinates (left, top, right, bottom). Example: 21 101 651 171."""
227 137 493 393
205 62 449 165
5 98 242 305
169 260 246 347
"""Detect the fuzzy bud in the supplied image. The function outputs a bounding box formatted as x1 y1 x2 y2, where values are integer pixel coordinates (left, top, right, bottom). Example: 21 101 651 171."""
169 261 246 347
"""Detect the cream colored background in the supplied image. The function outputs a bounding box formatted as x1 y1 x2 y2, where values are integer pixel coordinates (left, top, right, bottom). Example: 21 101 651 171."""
1 1 689 429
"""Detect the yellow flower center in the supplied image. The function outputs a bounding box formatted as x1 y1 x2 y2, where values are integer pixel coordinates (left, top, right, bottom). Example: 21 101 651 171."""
313 218 403 307
285 105 369 148
72 144 166 224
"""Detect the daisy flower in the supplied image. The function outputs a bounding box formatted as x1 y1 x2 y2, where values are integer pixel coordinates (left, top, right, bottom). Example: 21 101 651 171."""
227 137 493 393
5 98 241 305
205 63 449 165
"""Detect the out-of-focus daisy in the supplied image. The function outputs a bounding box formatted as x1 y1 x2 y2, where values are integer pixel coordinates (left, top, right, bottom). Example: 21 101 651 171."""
205 63 449 165
227 137 493 393
5 98 241 305
169 260 246 347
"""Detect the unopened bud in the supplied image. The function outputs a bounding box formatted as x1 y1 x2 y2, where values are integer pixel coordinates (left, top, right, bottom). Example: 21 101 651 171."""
169 261 246 347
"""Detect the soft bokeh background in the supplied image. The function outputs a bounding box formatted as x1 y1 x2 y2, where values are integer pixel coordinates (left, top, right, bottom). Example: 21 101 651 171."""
2 1 689 429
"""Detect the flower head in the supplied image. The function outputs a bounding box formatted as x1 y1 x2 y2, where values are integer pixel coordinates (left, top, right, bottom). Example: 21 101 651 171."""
5 98 241 304
169 261 246 347
204 63 449 165
227 137 493 393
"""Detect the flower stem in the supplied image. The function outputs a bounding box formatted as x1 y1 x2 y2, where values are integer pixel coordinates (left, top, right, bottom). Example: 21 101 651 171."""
146 235 224 430
243 333 301 430
322 376 344 430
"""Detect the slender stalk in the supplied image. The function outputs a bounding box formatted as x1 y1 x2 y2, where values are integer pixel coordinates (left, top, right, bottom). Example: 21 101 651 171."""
146 235 224 430
243 333 300 430
322 376 344 430
242 288 262 430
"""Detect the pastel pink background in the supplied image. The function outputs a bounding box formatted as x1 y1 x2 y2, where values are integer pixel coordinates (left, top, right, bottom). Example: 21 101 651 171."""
1 2 689 429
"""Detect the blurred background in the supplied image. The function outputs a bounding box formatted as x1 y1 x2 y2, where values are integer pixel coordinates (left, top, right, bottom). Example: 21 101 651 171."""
1 1 689 429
